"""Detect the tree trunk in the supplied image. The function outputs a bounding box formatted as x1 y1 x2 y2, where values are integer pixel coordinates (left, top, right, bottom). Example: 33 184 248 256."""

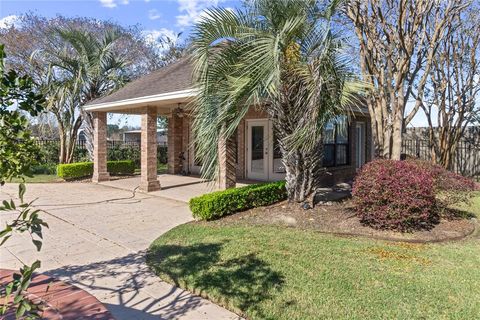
282 143 324 203
66 133 77 164
82 110 95 161
58 127 67 164
284 151 310 203
391 111 404 160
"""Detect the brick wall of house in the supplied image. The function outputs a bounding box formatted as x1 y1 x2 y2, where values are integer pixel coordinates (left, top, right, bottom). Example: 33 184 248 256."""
235 107 268 179
184 106 371 186
167 109 184 174
236 119 246 179
92 112 110 182
182 114 190 174
140 107 161 191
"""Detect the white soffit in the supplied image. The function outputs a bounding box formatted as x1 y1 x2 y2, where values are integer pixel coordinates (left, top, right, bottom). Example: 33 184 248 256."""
84 89 198 112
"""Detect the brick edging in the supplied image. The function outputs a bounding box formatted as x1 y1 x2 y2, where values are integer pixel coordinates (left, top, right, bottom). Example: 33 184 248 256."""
0 269 115 320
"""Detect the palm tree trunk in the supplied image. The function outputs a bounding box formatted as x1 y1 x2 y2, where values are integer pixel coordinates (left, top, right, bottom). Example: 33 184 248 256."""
282 142 324 203
272 102 324 203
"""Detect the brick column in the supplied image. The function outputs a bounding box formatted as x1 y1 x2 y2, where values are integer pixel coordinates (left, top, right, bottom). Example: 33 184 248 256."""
167 109 184 174
92 112 110 182
218 130 236 189
140 107 161 192
236 120 245 179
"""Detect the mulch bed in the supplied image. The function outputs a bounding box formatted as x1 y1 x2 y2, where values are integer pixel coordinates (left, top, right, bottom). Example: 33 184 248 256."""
212 200 477 243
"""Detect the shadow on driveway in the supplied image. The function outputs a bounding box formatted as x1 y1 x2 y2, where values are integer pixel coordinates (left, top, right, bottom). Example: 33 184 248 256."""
45 251 221 320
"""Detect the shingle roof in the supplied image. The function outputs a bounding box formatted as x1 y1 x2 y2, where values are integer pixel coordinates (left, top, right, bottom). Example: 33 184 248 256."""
86 58 193 106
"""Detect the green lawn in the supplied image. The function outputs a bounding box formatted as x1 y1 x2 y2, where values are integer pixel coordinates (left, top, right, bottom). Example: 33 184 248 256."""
147 194 480 320
464 191 480 215
7 163 171 183
8 174 62 183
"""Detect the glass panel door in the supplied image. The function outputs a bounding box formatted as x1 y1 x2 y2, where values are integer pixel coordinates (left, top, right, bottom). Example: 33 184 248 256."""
251 126 264 172
247 120 268 180
247 120 286 181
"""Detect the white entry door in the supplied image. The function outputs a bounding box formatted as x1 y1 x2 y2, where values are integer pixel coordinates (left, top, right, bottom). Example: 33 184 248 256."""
356 122 366 169
247 120 286 181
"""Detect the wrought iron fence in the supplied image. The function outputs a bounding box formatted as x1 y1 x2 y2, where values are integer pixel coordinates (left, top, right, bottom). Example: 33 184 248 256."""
34 139 168 166
402 139 480 179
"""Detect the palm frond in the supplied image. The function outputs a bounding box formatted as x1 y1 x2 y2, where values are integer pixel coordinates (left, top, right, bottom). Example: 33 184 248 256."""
190 0 364 184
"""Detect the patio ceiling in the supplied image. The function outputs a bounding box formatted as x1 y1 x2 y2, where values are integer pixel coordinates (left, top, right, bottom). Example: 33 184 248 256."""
83 58 196 115
83 89 197 115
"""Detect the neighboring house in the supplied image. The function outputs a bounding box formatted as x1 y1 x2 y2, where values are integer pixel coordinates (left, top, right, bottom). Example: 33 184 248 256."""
84 58 373 192
123 129 167 145
78 129 87 142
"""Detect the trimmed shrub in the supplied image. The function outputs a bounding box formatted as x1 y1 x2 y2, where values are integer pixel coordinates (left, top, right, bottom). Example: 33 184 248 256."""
108 145 141 167
107 145 167 168
408 160 477 209
352 159 437 231
57 160 135 180
57 162 93 180
107 160 135 175
189 181 287 220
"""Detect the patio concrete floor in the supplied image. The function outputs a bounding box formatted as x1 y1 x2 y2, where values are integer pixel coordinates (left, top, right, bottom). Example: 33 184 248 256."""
101 174 251 203
0 180 241 320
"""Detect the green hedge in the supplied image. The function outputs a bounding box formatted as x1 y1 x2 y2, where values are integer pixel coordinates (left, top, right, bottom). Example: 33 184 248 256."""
57 160 135 180
189 181 287 220
57 162 93 180
107 160 135 175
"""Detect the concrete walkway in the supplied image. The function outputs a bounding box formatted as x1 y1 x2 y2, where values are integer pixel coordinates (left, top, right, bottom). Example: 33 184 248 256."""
101 174 251 203
0 182 240 320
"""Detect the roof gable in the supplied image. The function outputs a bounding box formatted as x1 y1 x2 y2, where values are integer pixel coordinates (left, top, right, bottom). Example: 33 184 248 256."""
86 58 193 106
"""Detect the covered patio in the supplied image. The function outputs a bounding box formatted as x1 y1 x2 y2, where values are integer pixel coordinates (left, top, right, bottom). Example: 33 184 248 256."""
84 59 238 193
86 104 238 193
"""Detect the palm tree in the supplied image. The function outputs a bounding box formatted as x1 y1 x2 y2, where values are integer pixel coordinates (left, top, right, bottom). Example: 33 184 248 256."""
190 0 361 202
35 27 128 162
42 68 83 164
53 27 128 160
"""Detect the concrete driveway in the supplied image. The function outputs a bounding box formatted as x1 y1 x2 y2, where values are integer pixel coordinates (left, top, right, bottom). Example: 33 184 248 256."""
0 182 240 320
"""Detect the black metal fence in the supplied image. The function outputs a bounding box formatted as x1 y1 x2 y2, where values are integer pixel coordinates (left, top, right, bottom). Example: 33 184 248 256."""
402 139 480 178
35 139 168 166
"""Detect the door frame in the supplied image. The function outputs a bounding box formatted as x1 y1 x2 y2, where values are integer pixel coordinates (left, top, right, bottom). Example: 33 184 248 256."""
355 121 366 170
246 119 286 181
246 119 269 180
187 118 202 175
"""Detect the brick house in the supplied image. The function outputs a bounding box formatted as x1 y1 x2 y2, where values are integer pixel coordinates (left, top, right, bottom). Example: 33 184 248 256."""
84 58 373 192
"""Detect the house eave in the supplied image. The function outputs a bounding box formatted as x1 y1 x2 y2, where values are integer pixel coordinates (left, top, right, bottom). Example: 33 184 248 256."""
83 89 198 113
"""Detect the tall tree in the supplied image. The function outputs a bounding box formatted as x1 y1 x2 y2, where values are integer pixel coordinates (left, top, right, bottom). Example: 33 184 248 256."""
33 27 128 162
344 0 469 159
419 5 480 169
0 14 162 79
191 0 360 202
57 27 128 161
1 14 185 163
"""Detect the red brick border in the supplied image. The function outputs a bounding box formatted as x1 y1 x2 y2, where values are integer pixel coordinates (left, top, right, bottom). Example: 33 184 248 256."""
0 269 114 320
